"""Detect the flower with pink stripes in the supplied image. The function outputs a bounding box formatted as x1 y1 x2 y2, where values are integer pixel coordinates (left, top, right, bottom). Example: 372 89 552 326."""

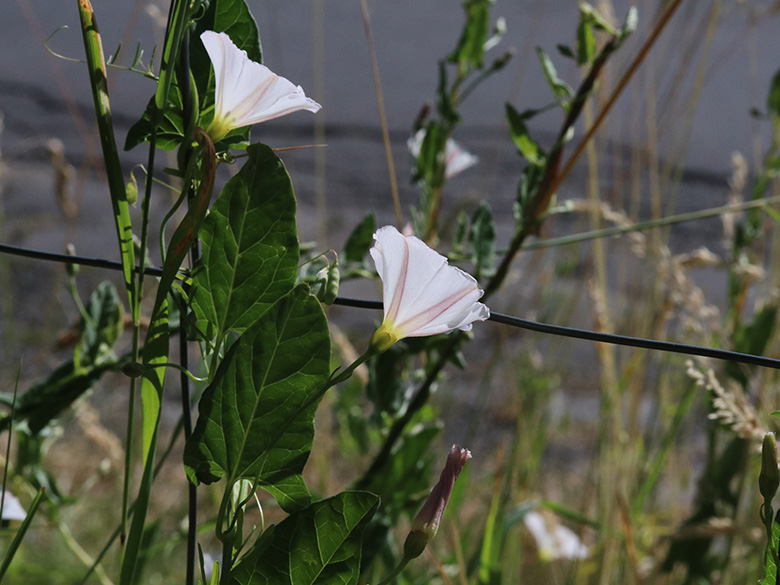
201 31 321 142
369 226 489 352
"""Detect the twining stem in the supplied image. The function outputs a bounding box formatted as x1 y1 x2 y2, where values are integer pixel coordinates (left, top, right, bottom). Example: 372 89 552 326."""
76 0 138 540
327 348 376 388
178 292 197 585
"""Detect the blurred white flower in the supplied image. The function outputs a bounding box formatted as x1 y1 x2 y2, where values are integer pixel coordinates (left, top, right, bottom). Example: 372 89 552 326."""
408 129 479 179
369 225 489 352
201 31 321 142
523 511 589 561
0 490 26 523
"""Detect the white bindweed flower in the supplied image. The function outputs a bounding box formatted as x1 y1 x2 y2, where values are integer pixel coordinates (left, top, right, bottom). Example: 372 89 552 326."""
201 31 321 142
523 511 590 561
408 129 479 179
0 490 26 523
369 225 489 352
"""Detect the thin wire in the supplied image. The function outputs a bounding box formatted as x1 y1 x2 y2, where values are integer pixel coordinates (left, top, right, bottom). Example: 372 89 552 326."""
332 297 780 371
4 242 780 371
0 243 164 276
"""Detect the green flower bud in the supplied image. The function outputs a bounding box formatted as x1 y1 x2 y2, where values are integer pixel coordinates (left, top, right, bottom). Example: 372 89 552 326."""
121 362 146 378
760 433 780 502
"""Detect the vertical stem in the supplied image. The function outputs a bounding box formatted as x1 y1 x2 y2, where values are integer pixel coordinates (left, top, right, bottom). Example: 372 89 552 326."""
178 292 197 585
77 0 139 540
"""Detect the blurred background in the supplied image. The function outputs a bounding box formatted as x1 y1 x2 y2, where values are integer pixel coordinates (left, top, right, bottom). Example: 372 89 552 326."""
3 0 780 582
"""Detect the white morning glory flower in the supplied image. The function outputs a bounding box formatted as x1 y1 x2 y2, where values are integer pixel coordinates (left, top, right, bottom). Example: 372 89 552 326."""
201 31 321 142
523 511 590 561
369 225 489 352
408 129 479 179
0 490 26 523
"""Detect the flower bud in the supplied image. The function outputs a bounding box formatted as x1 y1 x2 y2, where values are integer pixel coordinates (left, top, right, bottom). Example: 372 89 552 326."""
403 445 471 559
121 362 146 378
760 433 780 502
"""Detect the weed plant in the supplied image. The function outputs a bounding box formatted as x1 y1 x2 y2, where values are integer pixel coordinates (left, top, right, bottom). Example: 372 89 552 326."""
1 1 780 584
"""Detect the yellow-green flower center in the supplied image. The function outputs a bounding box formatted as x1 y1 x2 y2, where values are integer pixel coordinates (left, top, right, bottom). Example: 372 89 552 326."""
205 115 233 143
369 322 400 354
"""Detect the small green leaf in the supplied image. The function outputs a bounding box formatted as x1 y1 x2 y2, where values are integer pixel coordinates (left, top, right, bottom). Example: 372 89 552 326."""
536 47 574 105
124 86 186 151
184 286 330 507
436 62 459 125
191 144 299 342
576 18 596 65
505 103 544 165
233 492 379 585
579 3 618 36
344 214 376 264
452 211 470 256
515 164 545 224
556 44 575 59
413 123 448 187
470 202 496 280
74 281 123 369
448 0 491 69
312 260 340 306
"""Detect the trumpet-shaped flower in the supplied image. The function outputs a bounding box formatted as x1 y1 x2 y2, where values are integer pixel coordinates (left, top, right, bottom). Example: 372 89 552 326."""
369 225 489 352
404 445 471 559
408 129 479 179
201 31 321 142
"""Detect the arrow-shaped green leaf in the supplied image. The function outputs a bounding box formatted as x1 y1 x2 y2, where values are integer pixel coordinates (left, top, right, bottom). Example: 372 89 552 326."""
233 492 379 585
191 144 299 343
184 286 329 504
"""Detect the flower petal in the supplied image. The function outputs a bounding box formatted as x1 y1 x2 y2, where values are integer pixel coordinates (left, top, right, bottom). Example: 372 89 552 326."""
408 129 478 179
201 31 321 135
370 225 489 339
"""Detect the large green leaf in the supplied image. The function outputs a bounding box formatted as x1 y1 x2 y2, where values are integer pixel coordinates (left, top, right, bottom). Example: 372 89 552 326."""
233 492 379 585
184 286 330 498
761 510 780 585
191 144 299 342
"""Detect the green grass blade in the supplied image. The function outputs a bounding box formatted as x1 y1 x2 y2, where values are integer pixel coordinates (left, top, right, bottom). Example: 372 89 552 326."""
0 487 46 580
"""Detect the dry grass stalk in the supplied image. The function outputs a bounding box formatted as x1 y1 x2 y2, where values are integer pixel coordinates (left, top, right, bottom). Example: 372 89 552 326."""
685 360 765 443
